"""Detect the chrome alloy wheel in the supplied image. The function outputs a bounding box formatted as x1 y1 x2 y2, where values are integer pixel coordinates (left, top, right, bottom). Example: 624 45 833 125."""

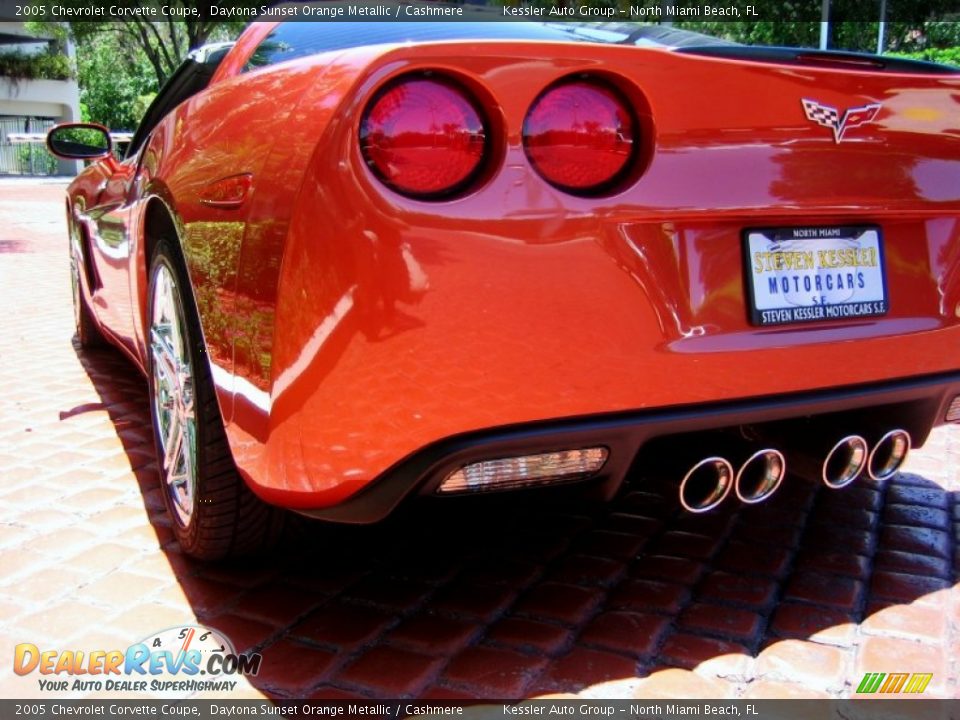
150 263 197 527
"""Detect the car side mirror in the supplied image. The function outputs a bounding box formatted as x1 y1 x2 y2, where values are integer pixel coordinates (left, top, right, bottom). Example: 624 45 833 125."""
46 123 113 160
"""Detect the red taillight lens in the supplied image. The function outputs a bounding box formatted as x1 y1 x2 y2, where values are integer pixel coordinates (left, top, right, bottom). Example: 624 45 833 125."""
360 76 487 199
523 79 637 195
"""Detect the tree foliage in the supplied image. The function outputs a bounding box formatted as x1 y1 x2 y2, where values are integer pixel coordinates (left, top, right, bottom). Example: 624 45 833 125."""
65 16 240 87
27 6 243 129
27 2 243 86
677 18 960 53
890 44 960 68
0 48 74 81
75 33 158 130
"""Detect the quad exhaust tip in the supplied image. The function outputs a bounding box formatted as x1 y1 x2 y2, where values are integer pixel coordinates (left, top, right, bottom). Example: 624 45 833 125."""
822 435 869 489
868 429 911 481
679 456 734 513
735 448 786 504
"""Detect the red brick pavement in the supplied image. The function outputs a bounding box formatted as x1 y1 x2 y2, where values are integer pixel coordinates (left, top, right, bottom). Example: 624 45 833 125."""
0 178 958 700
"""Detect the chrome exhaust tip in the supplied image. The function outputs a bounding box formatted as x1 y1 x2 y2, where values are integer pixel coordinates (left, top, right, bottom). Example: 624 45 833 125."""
680 456 734 513
868 429 912 481
735 448 786 504
822 435 869 489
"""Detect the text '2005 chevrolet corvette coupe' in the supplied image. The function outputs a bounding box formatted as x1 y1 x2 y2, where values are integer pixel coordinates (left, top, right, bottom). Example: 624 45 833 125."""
47 18 960 558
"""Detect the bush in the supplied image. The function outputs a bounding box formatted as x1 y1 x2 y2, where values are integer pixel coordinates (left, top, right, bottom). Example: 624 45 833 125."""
0 49 73 81
888 46 960 68
15 144 58 175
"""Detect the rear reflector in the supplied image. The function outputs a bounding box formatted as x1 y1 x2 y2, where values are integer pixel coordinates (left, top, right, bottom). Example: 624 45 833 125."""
438 448 608 494
947 395 960 423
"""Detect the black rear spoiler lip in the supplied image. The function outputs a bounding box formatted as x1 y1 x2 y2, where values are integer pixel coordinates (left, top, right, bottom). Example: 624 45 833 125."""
676 45 960 75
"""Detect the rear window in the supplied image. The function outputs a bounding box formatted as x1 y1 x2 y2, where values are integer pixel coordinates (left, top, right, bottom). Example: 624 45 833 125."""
242 20 734 72
245 22 615 71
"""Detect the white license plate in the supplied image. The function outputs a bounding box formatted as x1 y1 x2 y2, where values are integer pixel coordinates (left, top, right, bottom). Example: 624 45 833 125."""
744 225 888 327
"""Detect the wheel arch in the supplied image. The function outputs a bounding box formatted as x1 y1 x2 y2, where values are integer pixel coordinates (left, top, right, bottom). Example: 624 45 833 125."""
67 197 99 292
139 194 181 336
142 197 179 275
139 193 234 426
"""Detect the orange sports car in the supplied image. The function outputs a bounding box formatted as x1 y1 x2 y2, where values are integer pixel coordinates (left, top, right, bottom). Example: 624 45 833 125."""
48 19 960 558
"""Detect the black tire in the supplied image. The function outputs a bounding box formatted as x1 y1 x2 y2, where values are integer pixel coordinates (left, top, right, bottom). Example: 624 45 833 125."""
70 244 106 349
146 238 284 560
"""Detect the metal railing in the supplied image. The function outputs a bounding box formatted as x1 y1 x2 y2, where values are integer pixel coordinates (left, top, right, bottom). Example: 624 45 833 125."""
0 117 57 176
1 121 134 175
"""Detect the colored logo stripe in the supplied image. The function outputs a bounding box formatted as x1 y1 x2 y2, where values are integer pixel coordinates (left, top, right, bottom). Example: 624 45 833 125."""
856 672 932 694
879 673 909 693
903 673 933 694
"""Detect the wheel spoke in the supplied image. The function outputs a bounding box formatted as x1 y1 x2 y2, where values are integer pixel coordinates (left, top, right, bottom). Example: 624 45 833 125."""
179 420 194 492
169 433 185 482
163 412 182 470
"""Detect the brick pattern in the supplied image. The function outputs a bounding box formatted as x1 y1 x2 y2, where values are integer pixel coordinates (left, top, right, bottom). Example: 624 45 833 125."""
0 178 958 701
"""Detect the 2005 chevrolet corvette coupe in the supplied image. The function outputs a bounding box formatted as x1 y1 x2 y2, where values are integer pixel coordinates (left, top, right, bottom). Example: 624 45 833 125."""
48 17 960 558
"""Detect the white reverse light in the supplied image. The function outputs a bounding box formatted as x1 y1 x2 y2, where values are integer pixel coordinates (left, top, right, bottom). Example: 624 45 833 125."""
438 447 609 494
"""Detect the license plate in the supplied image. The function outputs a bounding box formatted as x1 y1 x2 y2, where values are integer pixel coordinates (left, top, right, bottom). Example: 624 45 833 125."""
744 225 888 327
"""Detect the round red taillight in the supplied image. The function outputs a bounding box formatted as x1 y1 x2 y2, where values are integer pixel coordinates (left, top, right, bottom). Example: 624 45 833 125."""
360 76 487 199
523 79 637 195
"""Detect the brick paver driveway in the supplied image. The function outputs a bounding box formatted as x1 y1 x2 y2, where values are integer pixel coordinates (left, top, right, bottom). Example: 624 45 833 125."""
0 178 958 701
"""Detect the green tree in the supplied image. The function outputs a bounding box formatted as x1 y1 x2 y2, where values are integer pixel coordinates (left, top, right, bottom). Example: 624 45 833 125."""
28 1 244 86
678 18 960 53
0 48 73 81
75 33 157 130
27 6 244 130
674 0 960 52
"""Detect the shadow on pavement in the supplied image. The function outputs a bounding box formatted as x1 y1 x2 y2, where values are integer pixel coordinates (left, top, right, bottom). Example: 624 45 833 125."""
0 239 29 254
74 339 959 700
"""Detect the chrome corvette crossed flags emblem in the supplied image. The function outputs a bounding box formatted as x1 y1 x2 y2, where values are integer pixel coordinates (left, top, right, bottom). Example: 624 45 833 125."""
802 98 882 143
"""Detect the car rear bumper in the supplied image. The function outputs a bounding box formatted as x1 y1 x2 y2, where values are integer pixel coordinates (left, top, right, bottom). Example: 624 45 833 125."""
223 209 960 512
289 370 960 523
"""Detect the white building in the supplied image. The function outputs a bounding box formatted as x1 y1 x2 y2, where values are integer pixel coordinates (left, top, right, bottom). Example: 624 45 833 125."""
0 5 81 175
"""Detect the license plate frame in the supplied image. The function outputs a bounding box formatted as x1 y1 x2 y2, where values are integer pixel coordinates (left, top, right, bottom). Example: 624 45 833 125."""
743 225 888 327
